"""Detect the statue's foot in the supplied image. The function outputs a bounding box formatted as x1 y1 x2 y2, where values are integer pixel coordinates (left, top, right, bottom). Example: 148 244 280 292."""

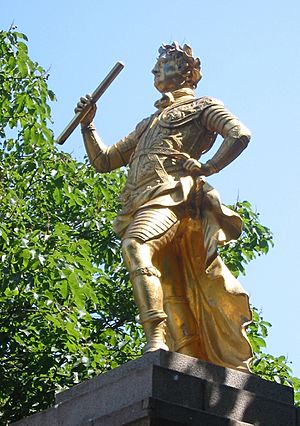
144 342 169 353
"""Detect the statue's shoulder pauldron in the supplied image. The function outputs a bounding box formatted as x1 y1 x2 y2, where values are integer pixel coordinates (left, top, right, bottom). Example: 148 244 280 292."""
135 116 152 138
159 96 222 128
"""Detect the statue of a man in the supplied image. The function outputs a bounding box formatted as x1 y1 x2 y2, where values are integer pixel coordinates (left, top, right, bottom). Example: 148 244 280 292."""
77 42 253 372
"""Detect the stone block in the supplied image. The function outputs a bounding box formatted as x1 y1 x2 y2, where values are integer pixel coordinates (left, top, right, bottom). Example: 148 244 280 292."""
56 351 293 406
12 350 297 426
204 381 296 426
91 397 253 426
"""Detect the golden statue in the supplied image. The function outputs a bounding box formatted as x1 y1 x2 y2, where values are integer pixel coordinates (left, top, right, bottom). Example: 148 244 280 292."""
76 42 252 372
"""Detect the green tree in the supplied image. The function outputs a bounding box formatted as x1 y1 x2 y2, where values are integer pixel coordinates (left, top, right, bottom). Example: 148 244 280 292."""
0 28 298 424
0 27 143 424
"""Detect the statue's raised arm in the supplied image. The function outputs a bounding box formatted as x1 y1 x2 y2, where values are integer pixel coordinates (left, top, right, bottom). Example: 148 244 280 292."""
76 95 138 173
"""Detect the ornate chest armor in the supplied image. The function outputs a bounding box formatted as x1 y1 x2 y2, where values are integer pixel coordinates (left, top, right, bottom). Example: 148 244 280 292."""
127 97 217 189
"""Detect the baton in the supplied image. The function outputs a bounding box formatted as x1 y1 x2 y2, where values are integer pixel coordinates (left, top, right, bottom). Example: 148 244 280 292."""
56 61 124 145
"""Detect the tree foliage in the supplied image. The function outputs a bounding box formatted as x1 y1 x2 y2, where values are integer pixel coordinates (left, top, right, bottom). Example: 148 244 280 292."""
0 28 298 424
219 200 274 277
0 28 143 424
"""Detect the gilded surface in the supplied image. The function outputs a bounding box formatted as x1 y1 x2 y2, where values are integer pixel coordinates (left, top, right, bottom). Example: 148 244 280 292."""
77 42 252 372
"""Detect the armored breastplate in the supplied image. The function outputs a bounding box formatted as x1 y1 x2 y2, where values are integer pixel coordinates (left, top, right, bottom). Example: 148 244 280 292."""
126 97 219 189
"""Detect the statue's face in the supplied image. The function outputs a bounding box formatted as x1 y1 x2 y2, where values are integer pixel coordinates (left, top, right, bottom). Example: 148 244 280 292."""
152 54 187 93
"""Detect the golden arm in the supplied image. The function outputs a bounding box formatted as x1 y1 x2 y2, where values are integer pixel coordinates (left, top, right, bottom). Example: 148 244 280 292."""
81 122 136 172
200 102 251 175
75 93 137 173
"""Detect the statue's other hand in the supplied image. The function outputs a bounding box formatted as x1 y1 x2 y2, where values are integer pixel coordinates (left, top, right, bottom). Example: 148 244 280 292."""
75 94 97 126
183 158 204 175
183 158 213 177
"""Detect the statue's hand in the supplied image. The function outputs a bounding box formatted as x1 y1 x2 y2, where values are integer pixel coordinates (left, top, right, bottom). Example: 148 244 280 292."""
182 158 205 175
183 158 214 176
75 94 97 126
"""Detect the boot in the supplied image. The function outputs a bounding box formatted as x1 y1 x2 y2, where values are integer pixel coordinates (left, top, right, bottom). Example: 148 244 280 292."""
131 267 169 353
143 318 169 353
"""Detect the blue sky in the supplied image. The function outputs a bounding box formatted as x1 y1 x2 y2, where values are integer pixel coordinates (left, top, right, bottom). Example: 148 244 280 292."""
2 0 300 377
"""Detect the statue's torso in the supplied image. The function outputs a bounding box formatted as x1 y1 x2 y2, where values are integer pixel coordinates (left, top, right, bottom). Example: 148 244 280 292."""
126 97 216 189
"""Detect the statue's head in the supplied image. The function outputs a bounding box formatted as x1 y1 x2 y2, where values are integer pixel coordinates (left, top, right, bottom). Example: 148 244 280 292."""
152 41 202 93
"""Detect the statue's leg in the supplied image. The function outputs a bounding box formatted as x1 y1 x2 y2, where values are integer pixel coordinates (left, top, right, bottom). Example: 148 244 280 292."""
162 266 202 357
157 220 204 358
122 237 169 352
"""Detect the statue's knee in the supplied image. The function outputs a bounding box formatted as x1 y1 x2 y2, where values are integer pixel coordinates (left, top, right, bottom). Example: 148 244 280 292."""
121 238 146 269
121 238 141 258
122 238 155 272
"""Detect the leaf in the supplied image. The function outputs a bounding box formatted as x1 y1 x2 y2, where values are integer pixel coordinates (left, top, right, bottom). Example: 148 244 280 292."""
0 226 8 243
17 54 29 77
18 41 29 53
20 248 32 268
58 281 69 299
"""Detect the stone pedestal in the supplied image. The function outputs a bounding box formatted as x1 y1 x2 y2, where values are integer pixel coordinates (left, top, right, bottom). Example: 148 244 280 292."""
13 350 299 425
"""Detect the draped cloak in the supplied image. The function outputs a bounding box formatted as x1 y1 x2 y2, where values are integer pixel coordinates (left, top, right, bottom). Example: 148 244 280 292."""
112 93 252 372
